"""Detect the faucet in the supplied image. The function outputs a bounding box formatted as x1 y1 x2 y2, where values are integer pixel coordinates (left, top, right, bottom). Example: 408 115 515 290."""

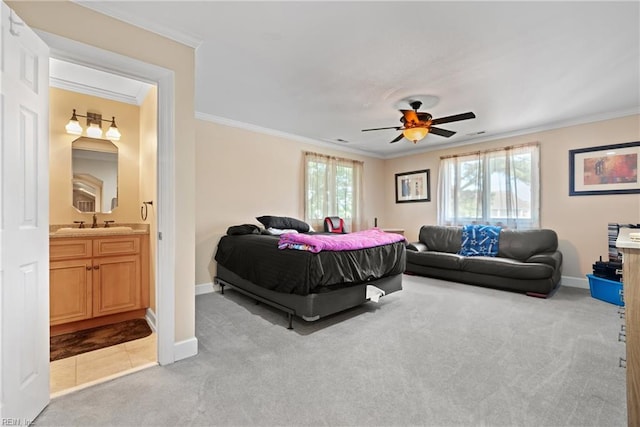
92 213 98 228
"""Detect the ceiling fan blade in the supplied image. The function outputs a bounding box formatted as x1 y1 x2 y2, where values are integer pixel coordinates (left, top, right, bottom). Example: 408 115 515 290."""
416 112 433 122
362 126 401 132
400 109 419 125
429 126 456 138
389 133 405 143
431 112 476 125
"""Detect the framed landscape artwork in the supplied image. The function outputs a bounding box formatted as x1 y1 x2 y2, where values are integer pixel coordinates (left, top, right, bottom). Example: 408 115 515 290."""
569 141 640 196
395 169 430 203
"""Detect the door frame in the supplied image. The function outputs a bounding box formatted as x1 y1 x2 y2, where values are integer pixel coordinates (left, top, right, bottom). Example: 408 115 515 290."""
37 30 176 365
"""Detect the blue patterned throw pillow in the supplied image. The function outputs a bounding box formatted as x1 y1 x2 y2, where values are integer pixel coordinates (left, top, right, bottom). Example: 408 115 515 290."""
458 225 501 257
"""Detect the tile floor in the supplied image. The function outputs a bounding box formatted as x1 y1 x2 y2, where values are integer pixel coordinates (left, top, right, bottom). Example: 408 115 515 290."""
50 332 157 397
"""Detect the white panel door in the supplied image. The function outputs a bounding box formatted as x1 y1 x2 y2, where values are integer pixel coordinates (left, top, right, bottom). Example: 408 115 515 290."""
0 2 50 421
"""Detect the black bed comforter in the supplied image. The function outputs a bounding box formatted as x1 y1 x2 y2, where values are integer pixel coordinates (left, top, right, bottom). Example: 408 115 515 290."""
214 234 406 295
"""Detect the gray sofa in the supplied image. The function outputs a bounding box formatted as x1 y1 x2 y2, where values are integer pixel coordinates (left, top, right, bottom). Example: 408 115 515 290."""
406 225 563 297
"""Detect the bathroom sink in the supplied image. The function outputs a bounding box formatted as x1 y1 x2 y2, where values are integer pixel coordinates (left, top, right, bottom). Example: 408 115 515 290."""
54 226 133 234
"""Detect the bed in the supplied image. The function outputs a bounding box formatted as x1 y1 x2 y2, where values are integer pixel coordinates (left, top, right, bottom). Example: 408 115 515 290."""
214 228 406 329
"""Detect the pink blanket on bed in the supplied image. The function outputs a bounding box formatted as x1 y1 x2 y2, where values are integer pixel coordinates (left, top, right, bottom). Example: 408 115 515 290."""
277 228 405 253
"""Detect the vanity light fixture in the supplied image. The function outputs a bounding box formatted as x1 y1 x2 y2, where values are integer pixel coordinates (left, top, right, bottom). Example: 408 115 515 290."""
65 109 122 141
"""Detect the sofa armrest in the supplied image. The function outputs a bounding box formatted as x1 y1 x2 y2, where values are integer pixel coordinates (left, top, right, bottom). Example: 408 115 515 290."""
407 242 428 252
525 251 563 270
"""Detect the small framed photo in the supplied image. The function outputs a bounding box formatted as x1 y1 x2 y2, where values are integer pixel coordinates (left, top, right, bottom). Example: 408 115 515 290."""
569 141 640 196
395 169 430 203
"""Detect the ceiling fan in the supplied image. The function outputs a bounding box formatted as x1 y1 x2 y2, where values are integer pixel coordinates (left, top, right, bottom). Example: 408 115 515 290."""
362 101 476 144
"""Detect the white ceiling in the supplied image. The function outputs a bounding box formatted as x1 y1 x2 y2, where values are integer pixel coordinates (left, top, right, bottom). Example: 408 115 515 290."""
74 1 640 158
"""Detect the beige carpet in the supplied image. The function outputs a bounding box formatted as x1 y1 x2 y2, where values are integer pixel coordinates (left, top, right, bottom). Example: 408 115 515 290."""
37 276 626 426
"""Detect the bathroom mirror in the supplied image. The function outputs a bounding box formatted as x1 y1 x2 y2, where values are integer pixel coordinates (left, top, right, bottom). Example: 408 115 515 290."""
71 137 118 213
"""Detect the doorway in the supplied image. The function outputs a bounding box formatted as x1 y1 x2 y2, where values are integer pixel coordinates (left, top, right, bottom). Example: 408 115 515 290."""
48 58 159 395
39 29 178 368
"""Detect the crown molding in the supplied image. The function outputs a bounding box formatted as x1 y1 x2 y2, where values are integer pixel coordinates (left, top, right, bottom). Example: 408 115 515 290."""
195 112 385 159
50 76 150 106
197 108 640 160
73 1 202 49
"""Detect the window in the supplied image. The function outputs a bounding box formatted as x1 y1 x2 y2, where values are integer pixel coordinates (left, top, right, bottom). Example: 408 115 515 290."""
304 152 363 232
437 143 540 229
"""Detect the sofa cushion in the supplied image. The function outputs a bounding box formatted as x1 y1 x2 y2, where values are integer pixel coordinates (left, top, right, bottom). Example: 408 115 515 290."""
406 250 464 271
462 256 554 279
498 229 558 261
418 225 462 253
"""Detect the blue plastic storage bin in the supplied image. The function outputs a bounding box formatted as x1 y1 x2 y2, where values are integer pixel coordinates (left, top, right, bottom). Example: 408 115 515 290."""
587 274 624 306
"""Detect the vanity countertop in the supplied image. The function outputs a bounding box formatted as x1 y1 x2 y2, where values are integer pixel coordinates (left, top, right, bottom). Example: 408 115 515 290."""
49 223 149 238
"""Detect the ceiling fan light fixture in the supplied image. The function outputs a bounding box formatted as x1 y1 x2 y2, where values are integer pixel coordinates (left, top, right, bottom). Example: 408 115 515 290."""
361 102 475 144
403 127 428 143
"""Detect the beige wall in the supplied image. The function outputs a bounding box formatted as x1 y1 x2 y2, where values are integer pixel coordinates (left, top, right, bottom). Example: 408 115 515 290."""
198 115 639 285
49 88 140 224
194 120 386 285
384 114 640 279
11 1 196 343
139 86 158 311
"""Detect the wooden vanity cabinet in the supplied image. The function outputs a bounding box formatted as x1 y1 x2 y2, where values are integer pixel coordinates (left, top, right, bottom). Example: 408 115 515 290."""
49 234 149 334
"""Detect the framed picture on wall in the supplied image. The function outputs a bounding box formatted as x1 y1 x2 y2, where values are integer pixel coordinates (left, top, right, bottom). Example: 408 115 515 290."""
569 141 640 196
395 169 430 203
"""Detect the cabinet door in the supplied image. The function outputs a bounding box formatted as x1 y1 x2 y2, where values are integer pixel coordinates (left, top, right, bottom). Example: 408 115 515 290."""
92 255 141 317
49 259 93 325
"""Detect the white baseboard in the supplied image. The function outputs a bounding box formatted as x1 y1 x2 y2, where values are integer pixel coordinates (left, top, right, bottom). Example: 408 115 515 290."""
199 277 590 293
145 308 157 332
196 281 221 295
560 275 589 289
174 336 198 362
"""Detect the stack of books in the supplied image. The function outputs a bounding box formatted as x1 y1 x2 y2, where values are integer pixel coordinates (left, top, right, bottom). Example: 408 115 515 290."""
609 223 622 262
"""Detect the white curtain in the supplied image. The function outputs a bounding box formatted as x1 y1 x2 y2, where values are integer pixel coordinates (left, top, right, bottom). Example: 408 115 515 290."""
304 152 364 232
437 143 540 229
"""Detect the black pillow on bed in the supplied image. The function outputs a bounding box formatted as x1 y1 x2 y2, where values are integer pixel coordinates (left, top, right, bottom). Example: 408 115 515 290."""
227 224 261 235
256 215 310 232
